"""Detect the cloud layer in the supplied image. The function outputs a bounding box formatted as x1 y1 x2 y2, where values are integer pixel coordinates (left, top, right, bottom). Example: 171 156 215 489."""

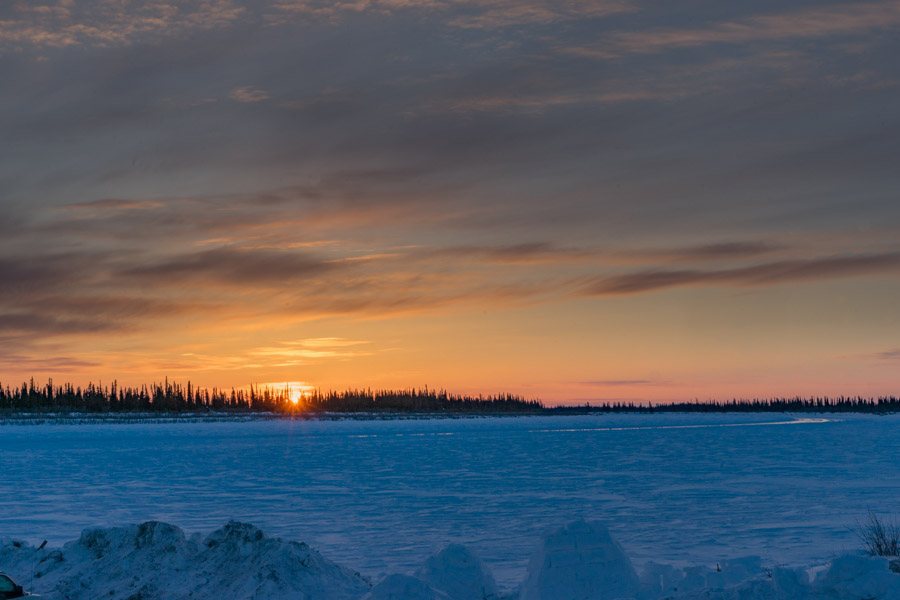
1 0 899 399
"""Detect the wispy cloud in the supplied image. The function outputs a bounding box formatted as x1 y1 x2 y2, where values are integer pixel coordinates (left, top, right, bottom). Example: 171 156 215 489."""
872 348 900 360
63 198 165 213
446 0 634 29
578 379 660 387
425 243 597 264
619 242 787 264
268 0 634 28
0 312 117 336
229 86 270 103
0 351 101 372
572 1 900 59
250 338 372 363
146 340 373 372
418 240 786 267
119 247 337 286
0 0 244 50
583 252 900 295
287 337 370 348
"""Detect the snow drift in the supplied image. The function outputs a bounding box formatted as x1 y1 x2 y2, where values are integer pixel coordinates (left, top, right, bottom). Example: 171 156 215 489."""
0 521 370 600
2 519 899 599
520 520 639 600
415 543 499 600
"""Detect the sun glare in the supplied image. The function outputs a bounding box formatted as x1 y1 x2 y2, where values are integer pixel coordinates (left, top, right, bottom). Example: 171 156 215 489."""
254 381 314 407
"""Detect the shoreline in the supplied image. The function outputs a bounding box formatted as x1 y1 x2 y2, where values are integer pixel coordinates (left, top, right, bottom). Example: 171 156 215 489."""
0 409 897 426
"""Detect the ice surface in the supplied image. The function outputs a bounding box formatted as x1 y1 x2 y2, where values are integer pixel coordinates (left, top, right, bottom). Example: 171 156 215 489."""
1 413 899 589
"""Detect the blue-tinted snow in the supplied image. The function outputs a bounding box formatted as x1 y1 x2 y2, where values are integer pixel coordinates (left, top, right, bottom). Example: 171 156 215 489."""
1 413 898 588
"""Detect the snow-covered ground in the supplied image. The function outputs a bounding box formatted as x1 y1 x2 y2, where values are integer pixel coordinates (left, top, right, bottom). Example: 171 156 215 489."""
1 413 899 594
2 518 898 599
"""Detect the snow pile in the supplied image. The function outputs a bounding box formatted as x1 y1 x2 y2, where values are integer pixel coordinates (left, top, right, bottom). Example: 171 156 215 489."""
1 520 370 600
519 520 639 600
508 520 900 599
364 542 499 600
415 544 500 600
365 574 450 599
639 556 809 599
812 554 900 600
653 566 812 599
3 519 900 599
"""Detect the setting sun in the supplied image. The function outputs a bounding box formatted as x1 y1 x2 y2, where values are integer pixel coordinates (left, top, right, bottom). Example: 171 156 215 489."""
258 381 315 406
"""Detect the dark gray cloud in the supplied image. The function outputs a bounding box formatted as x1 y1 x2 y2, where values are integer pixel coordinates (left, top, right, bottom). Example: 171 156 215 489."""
65 198 164 211
645 242 784 261
424 243 596 264
0 313 117 336
0 247 211 339
417 240 786 266
29 295 202 322
583 252 900 295
0 352 101 373
0 253 108 296
120 248 337 286
576 1 900 58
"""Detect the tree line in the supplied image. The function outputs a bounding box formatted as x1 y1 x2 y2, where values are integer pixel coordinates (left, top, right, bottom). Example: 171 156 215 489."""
0 379 543 414
549 396 900 414
0 379 897 415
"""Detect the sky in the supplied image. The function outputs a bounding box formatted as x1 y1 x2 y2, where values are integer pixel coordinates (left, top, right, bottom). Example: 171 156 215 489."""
1 0 899 404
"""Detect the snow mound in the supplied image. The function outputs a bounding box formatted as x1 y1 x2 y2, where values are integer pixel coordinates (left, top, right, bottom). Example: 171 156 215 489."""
416 544 500 600
661 566 812 599
812 554 900 600
519 519 640 600
638 556 808 598
365 574 450 599
1 520 370 600
638 553 900 599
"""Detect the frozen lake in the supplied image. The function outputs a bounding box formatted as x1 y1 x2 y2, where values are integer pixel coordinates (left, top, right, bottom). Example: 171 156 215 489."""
1 413 898 588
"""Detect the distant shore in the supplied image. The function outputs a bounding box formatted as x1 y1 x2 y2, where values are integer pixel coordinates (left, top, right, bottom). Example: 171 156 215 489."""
2 379 898 419
1 404 898 425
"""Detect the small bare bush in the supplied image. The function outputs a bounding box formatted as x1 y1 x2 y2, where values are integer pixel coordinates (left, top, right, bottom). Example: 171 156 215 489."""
856 512 900 557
